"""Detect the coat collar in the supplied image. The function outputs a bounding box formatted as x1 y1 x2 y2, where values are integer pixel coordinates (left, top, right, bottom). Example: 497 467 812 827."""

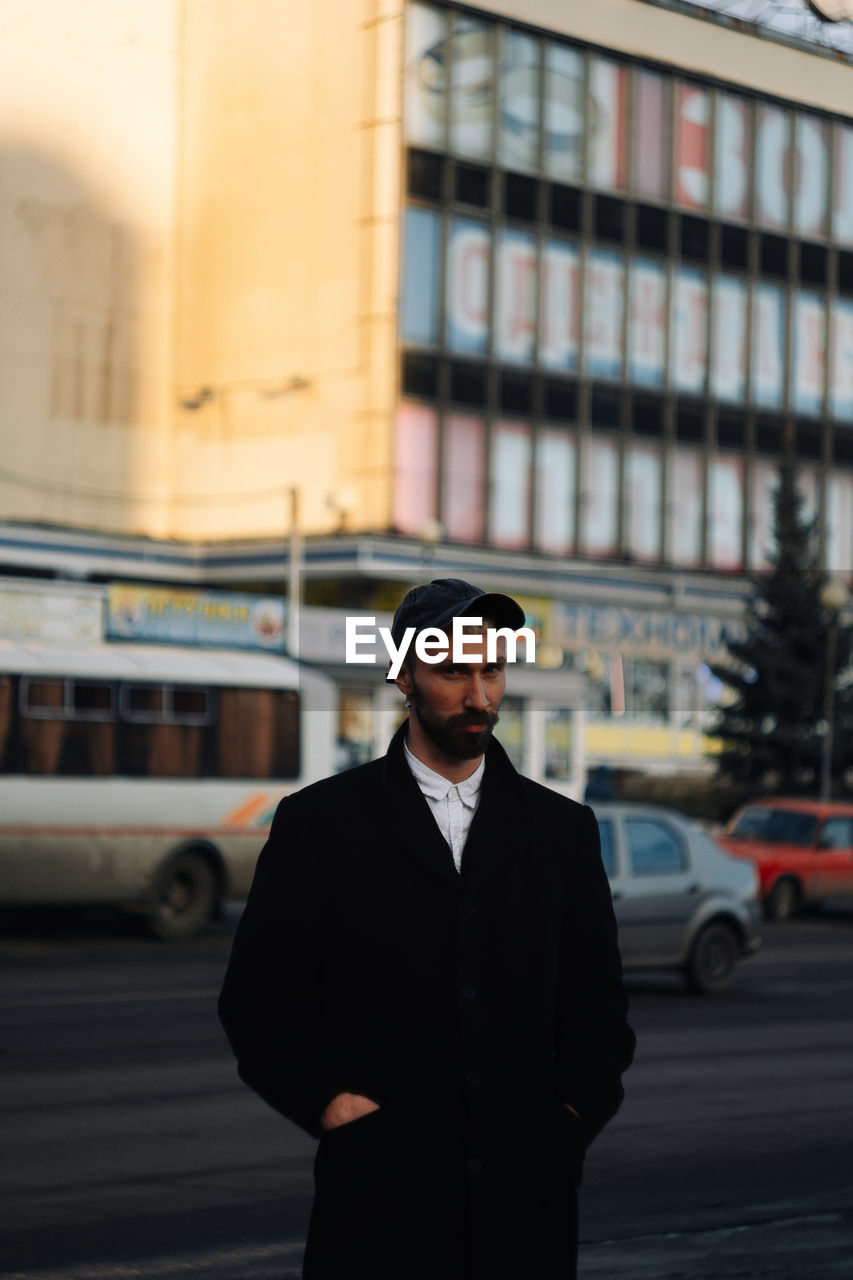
381 723 528 891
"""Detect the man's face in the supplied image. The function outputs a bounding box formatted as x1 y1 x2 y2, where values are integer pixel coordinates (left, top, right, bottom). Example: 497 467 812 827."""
401 631 507 762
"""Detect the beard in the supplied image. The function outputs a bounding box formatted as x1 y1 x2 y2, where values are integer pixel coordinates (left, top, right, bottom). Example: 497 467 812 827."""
409 678 499 761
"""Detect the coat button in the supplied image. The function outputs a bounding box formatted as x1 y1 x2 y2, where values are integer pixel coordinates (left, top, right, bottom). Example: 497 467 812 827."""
466 1071 480 1087
463 898 475 916
462 984 476 1000
468 1157 483 1174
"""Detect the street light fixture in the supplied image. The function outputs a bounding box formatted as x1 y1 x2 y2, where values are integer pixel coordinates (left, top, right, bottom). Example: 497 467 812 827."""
819 579 849 801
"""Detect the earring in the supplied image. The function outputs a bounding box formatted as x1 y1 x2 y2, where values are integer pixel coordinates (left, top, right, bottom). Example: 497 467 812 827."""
404 697 411 709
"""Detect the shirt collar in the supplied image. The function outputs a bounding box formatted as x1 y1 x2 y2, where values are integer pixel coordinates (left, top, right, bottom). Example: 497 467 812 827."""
404 739 485 808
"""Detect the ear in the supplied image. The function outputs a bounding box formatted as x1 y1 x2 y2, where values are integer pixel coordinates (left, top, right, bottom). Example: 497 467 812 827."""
393 659 413 701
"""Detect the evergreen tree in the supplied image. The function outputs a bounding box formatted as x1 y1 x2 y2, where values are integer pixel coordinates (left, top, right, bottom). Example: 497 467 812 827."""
710 452 852 794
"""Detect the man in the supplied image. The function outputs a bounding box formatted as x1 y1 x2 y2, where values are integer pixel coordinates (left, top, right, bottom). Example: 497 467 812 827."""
219 578 634 1280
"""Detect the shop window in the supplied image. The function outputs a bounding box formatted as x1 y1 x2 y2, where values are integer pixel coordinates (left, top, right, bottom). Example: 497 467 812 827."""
630 659 670 723
442 413 486 541
401 207 441 346
633 70 668 202
449 15 494 161
490 421 532 549
534 429 576 554
499 29 540 173
543 707 573 781
543 44 584 184
394 402 439 536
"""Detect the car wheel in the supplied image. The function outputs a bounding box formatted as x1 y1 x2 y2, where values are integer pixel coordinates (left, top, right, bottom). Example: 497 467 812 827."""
147 850 217 941
685 921 740 995
764 876 801 921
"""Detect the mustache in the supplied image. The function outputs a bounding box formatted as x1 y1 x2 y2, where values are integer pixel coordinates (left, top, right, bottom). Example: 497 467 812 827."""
446 709 499 730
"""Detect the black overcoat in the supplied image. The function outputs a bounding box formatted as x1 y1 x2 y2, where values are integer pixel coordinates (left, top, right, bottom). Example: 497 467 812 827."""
219 725 634 1280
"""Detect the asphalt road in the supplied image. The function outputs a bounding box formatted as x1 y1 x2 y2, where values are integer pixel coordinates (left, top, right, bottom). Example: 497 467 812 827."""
1 906 852 1280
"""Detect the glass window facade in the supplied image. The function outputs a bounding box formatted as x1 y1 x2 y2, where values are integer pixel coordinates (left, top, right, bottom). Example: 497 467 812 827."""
398 3 853 577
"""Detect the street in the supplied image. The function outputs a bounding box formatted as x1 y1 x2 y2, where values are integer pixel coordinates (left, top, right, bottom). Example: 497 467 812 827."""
1 907 852 1280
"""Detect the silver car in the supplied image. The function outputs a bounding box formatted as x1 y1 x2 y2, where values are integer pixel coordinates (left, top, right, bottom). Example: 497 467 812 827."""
591 803 762 994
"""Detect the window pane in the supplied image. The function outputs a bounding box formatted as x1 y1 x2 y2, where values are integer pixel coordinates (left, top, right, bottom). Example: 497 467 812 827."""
449 15 494 160
756 105 790 231
495 229 536 364
20 719 114 776
68 683 113 723
218 688 299 779
582 437 619 556
794 114 828 239
668 447 703 567
790 292 826 417
543 43 583 182
401 207 441 345
826 473 853 575
446 217 490 355
588 57 628 191
394 402 439 537
670 268 708 393
25 680 65 713
499 29 539 172
584 250 625 379
675 83 710 210
490 421 531 549
172 687 209 720
442 413 486 541
714 93 749 219
544 707 572 781
124 684 163 718
626 818 687 876
404 3 447 148
625 444 662 561
748 459 777 570
540 240 580 371
751 283 786 409
121 723 204 778
628 258 666 387
830 299 853 422
711 276 747 403
833 125 853 247
633 70 667 201
709 455 744 571
534 429 575 554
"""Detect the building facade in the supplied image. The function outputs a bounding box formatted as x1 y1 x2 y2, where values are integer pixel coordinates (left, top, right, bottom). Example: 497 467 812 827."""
1 0 852 783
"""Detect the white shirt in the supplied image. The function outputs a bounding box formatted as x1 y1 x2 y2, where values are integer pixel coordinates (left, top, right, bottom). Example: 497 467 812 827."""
404 740 484 873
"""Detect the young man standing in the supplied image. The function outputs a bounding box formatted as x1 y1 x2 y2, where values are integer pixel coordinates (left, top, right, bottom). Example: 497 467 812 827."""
219 578 634 1280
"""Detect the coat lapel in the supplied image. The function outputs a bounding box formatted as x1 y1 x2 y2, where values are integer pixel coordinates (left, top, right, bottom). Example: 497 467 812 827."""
459 738 528 891
381 725 529 891
381 725 460 885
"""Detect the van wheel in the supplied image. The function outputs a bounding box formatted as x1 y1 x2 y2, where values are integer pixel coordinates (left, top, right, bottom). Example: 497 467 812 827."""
148 851 216 941
685 921 739 995
764 877 800 921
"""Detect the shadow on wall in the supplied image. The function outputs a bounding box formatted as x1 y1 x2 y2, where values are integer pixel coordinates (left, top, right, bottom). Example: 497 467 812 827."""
0 144 149 532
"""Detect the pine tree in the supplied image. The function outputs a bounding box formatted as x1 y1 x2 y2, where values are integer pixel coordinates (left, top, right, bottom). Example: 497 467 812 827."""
710 452 852 794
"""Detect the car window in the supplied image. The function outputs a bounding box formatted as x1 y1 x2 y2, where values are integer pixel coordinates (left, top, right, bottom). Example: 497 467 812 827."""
818 817 853 849
598 819 616 878
729 807 818 847
625 818 687 876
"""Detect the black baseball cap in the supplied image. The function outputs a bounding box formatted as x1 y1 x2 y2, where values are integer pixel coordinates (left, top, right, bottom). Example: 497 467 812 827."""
390 578 526 648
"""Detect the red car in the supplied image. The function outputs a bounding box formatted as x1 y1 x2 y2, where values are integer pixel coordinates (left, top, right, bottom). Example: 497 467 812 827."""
719 798 853 920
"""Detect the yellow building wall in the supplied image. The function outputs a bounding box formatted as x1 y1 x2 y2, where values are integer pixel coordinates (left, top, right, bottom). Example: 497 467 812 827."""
172 0 405 539
0 0 178 537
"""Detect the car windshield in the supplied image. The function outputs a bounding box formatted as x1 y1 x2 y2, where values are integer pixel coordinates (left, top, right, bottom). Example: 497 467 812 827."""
729 807 818 847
